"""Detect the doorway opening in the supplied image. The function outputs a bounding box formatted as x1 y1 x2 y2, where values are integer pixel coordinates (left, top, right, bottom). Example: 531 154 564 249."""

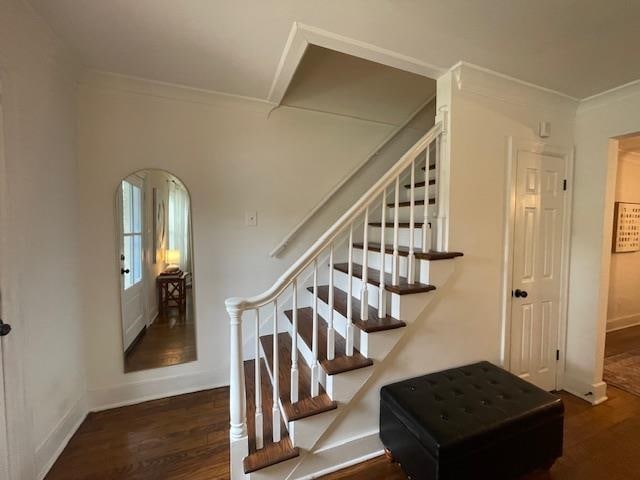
603 133 640 396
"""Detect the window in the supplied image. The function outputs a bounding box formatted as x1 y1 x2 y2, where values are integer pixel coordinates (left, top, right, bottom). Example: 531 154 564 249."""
122 180 143 289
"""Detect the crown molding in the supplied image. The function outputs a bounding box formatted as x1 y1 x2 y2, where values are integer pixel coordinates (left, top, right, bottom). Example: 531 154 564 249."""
79 69 277 114
449 62 579 114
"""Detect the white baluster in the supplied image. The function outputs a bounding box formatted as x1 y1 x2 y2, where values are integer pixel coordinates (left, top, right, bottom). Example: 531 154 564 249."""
408 159 416 283
423 143 431 253
311 259 320 397
392 177 400 286
360 208 369 321
272 300 281 443
290 280 299 404
434 133 441 250
254 309 263 450
327 244 335 361
346 225 354 356
229 308 247 441
378 190 386 318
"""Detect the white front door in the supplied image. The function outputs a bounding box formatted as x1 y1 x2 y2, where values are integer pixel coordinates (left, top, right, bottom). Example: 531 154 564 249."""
509 146 568 391
119 177 145 350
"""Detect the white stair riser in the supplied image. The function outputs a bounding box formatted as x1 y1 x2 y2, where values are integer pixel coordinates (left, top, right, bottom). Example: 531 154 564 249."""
353 249 430 285
360 328 404 361
333 269 381 309
367 225 424 249
325 367 374 404
288 407 339 451
397 183 437 203
387 204 437 223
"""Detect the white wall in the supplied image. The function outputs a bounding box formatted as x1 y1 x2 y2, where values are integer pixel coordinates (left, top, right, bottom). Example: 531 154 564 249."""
76 71 433 409
567 80 640 404
308 63 577 459
607 151 640 332
0 0 85 477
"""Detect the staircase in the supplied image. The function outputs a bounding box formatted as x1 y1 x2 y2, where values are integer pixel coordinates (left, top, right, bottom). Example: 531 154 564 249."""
226 121 463 479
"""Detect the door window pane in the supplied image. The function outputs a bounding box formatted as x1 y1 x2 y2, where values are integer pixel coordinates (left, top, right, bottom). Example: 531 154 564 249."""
133 234 142 284
132 184 141 233
122 181 132 234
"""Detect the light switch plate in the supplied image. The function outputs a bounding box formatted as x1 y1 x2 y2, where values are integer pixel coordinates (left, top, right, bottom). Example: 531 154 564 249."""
245 211 258 227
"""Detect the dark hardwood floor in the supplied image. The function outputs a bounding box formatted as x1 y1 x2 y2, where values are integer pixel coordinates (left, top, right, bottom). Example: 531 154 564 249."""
45 387 229 480
605 324 640 357
124 291 197 372
45 384 640 480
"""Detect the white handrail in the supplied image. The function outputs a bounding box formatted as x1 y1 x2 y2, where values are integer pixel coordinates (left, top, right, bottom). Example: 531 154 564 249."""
225 121 442 315
268 96 436 258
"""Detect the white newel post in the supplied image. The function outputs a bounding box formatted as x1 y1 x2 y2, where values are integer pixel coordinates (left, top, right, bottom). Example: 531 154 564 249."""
435 106 449 252
226 301 249 480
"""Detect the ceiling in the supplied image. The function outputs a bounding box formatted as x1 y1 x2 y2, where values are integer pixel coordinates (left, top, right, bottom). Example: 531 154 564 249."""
28 0 640 100
282 46 436 125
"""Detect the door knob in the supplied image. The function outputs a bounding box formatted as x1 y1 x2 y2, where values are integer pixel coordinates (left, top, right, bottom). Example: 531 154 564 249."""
513 289 528 298
0 319 11 337
121 268 130 275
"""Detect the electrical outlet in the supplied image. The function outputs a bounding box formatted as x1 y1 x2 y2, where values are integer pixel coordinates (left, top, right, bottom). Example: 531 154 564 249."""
245 211 257 227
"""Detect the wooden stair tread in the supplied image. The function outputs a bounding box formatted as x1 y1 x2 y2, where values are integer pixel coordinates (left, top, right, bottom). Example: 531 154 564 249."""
353 242 464 261
243 438 299 474
334 262 436 295
243 359 299 473
421 163 436 171
311 285 406 333
368 222 425 228
387 199 436 207
260 333 337 421
284 307 373 375
405 179 436 189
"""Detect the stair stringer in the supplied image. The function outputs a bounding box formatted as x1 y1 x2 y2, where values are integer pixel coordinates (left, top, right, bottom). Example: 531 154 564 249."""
285 257 461 480
246 257 459 479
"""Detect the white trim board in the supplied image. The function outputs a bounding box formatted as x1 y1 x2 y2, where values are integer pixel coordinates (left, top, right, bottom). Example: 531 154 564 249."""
35 395 88 480
87 370 225 411
500 137 574 392
607 313 640 333
267 22 446 105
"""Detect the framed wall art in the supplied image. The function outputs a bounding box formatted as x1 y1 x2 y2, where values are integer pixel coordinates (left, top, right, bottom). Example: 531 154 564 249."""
612 201 640 253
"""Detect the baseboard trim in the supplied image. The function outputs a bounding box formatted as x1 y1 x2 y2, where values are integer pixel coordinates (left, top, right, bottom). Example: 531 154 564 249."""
562 374 608 405
87 370 226 411
288 431 384 480
35 394 88 480
607 313 640 332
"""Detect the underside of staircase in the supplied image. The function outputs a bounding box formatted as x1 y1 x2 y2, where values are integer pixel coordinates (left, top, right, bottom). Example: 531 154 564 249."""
227 121 463 479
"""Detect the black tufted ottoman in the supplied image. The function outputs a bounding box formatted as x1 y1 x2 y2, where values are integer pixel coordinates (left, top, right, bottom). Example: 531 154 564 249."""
380 361 564 480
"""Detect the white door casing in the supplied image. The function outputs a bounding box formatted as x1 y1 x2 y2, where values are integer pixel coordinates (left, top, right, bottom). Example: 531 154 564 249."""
118 177 146 351
502 138 573 392
0 75 36 480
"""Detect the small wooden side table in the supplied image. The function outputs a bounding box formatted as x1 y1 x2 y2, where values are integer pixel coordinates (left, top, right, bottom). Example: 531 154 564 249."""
157 272 189 318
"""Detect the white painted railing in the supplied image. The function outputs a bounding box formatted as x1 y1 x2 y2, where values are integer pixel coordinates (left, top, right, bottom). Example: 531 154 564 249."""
226 121 444 476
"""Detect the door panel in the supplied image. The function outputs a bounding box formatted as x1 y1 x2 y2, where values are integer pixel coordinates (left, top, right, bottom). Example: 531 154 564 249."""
119 178 145 350
510 150 566 391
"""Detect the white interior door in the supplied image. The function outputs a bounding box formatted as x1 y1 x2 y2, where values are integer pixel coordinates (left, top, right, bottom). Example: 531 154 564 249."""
119 177 145 350
509 147 568 391
0 81 12 480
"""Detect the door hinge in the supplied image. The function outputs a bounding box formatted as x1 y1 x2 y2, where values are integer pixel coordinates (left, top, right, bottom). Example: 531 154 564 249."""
556 349 560 361
562 179 567 191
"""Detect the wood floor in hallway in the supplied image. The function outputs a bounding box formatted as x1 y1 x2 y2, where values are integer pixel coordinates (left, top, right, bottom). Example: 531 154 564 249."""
46 385 640 479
